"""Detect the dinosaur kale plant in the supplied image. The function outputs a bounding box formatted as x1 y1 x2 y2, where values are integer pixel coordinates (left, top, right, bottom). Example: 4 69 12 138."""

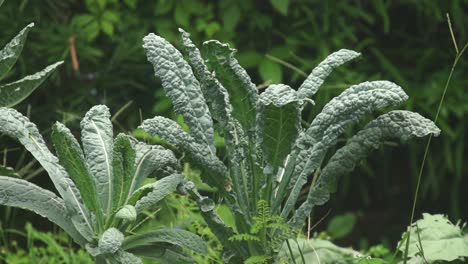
0 105 207 263
140 29 440 263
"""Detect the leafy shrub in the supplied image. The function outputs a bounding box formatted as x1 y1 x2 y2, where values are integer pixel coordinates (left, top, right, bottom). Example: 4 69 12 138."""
139 29 440 262
0 105 206 263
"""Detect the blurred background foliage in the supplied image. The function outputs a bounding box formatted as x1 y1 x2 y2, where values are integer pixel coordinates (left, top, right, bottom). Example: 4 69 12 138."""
0 0 467 260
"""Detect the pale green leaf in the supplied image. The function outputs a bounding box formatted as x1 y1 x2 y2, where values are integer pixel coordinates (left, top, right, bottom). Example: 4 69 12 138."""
0 23 34 80
115 205 136 222
399 213 468 263
122 227 207 254
0 61 63 107
109 250 142 264
134 174 184 213
0 176 86 245
298 49 361 100
143 33 215 152
277 238 361 264
0 107 94 241
127 244 192 263
127 138 180 198
81 105 114 216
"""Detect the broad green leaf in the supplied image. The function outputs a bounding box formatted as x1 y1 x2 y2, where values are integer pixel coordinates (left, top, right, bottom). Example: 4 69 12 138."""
0 176 86 246
279 81 408 218
327 213 357 239
259 59 282 84
203 40 258 136
0 61 63 107
298 49 361 100
290 111 440 229
112 134 135 210
398 213 468 263
143 33 215 152
0 107 94 241
122 227 207 254
127 244 192 264
277 238 361 264
256 84 302 182
270 0 290 15
52 122 99 214
0 23 34 80
127 138 180 198
140 116 227 188
81 105 114 216
134 174 184 213
109 250 142 264
222 3 240 32
0 0 4 8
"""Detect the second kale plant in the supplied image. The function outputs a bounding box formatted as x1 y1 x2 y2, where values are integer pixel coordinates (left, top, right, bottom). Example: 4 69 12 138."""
140 29 440 262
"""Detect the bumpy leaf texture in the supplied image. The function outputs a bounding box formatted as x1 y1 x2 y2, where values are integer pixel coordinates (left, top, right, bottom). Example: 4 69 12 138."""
143 33 215 153
290 111 440 229
139 116 227 188
298 49 361 100
280 81 409 218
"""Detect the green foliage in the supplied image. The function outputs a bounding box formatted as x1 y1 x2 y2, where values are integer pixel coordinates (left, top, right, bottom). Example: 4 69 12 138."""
0 223 93 264
0 105 206 263
398 214 468 263
277 238 362 264
327 213 357 240
0 1 465 221
140 29 439 262
0 23 62 107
